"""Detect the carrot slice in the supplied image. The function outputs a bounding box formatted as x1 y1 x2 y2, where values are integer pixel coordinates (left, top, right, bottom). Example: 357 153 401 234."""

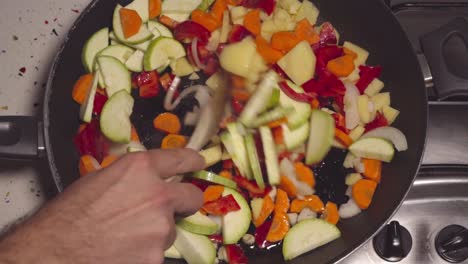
267 117 287 128
231 89 251 102
279 176 297 199
295 19 320 45
161 134 187 149
119 8 143 39
159 15 179 29
310 98 320 109
191 9 221 32
204 185 225 203
210 0 227 22
131 125 140 142
79 155 100 177
149 0 162 19
272 126 284 145
101 155 119 168
153 112 181 134
326 55 356 77
226 0 240 5
72 73 94 105
274 189 290 214
334 128 353 148
243 9 261 36
231 75 246 90
219 170 233 180
362 159 382 183
254 195 274 227
271 31 301 53
294 162 315 188
290 195 325 213
321 202 340 225
266 213 289 242
255 36 284 64
343 47 358 60
352 179 378 209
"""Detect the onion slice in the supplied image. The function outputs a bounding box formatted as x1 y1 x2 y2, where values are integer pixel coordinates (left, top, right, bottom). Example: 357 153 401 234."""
164 76 182 111
361 126 408 151
344 83 360 130
339 198 361 219
192 38 206 70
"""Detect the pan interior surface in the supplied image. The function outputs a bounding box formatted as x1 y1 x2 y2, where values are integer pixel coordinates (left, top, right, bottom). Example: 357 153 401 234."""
43 0 427 262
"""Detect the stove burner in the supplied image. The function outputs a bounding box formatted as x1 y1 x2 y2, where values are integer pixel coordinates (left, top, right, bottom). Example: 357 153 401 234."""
372 221 412 262
435 224 468 263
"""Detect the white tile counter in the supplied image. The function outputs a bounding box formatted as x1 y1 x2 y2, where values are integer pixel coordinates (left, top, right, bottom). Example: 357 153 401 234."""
0 0 92 231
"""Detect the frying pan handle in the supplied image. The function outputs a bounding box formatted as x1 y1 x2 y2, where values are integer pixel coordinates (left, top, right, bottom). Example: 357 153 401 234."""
0 116 44 160
420 18 468 100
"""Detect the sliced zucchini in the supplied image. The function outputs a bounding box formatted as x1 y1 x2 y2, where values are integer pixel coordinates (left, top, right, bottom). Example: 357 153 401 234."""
283 219 341 260
305 110 335 165
174 226 216 264
225 123 252 179
143 37 186 71
125 49 144 72
79 72 99 123
192 171 237 189
82 27 109 72
267 88 280 110
279 80 312 129
177 211 219 235
100 90 134 143
97 56 131 97
245 133 265 189
147 20 173 38
222 188 252 244
259 126 280 185
97 44 134 64
165 245 183 259
282 122 310 151
170 57 195 77
239 71 278 127
198 145 222 168
125 0 149 23
162 0 202 15
251 106 294 128
113 5 153 44
250 198 264 221
349 137 395 162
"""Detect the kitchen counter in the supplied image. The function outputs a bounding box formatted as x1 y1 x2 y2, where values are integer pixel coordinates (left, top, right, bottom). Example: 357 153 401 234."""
0 0 91 231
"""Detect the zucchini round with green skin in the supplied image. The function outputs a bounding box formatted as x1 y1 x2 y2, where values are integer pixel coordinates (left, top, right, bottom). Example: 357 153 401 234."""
97 56 131 97
245 133 265 189
279 80 312 129
125 50 145 72
173 226 216 264
192 171 237 189
124 0 149 23
147 20 174 38
112 5 153 45
282 121 310 151
177 211 219 235
97 44 134 64
259 126 280 185
81 27 109 72
100 90 134 144
349 137 395 162
283 219 341 260
222 188 252 244
305 110 335 165
164 245 182 259
143 37 186 71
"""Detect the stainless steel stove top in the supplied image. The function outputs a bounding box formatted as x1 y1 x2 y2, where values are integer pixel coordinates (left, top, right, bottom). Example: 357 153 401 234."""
343 1 468 263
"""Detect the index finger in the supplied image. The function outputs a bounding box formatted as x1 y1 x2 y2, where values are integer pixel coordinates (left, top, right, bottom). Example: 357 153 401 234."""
167 182 204 216
146 148 205 179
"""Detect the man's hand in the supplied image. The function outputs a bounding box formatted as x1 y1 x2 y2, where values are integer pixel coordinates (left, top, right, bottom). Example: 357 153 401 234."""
0 148 205 264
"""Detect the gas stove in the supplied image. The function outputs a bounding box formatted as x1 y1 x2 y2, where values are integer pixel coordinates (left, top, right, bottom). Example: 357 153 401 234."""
343 1 468 263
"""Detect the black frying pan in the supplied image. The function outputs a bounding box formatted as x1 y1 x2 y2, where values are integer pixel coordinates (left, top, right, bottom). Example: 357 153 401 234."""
0 0 427 263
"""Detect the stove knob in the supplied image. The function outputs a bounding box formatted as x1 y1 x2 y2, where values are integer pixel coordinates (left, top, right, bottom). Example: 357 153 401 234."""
373 221 412 262
435 225 468 263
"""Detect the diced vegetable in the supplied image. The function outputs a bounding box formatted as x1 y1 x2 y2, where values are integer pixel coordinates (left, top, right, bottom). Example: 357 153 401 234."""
253 195 274 227
383 106 400 125
321 202 339 225
372 92 391 112
119 8 143 39
277 40 316 86
334 128 353 148
294 1 319 25
338 198 361 219
174 21 211 45
352 179 377 209
225 123 252 179
349 125 365 141
364 78 384 96
199 145 223 167
204 185 224 203
267 189 290 242
290 195 324 213
356 65 382 93
343 41 369 66
72 73 94 105
357 94 371 124
113 5 153 44
362 159 382 183
192 171 237 189
365 112 389 132
203 194 241 215
144 37 186 71
164 245 183 259
294 162 315 188
149 0 162 19
79 72 99 123
345 173 363 186
225 244 248 264
282 122 310 151
278 81 312 129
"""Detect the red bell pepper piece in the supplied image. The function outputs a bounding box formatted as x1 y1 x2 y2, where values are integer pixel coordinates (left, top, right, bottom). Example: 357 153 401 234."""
208 234 223 243
317 22 338 47
228 25 252 43
92 92 108 116
241 0 275 15
356 65 382 94
137 71 160 98
278 81 316 103
233 176 264 195
173 21 211 45
365 112 388 132
231 98 245 115
254 220 272 249
187 178 210 191
202 55 220 76
225 244 248 264
202 194 241 215
223 159 234 170
74 119 109 163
